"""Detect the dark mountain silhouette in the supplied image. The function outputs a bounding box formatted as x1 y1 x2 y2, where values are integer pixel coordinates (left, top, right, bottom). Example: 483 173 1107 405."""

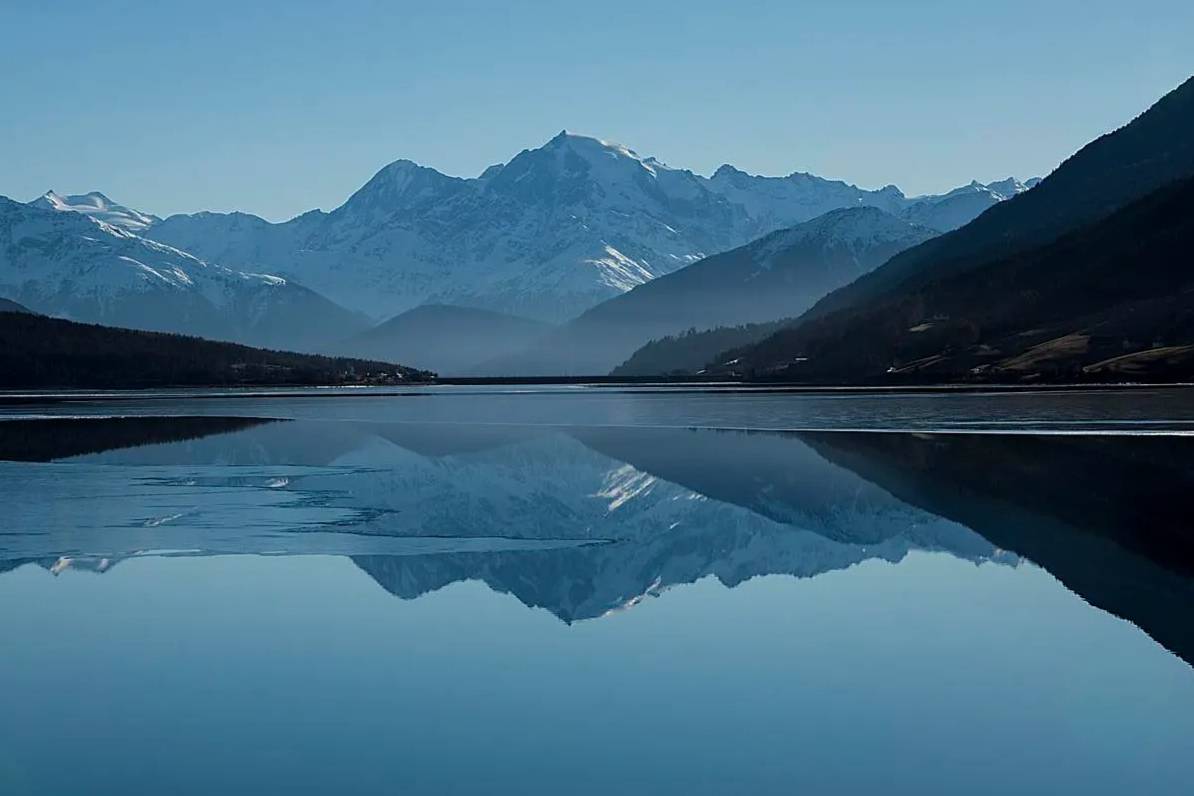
0 312 432 389
0 416 278 462
814 76 1194 317
721 174 1194 382
723 75 1194 382
481 208 934 376
337 303 552 375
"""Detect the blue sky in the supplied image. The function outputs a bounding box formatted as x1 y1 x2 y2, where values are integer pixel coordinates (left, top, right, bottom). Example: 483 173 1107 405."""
2 0 1191 220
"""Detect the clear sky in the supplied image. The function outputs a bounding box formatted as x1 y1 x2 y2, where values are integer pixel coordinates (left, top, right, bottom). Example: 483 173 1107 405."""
2 0 1191 220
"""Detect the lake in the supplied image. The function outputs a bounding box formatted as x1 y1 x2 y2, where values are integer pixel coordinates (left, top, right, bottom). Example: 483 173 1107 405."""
1 386 1193 795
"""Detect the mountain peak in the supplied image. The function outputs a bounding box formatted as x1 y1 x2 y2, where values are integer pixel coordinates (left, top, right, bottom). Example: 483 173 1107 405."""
539 130 644 160
138 130 1036 323
711 164 748 181
336 158 465 220
383 157 421 170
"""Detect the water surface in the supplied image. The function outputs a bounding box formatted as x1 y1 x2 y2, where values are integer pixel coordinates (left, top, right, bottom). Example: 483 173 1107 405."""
1 387 1192 795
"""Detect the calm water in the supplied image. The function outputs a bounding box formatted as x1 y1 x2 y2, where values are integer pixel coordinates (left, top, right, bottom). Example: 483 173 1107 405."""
1 387 1193 795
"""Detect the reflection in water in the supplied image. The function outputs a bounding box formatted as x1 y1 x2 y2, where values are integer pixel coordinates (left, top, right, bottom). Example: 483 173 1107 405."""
1 414 1191 666
802 431 1194 666
0 415 276 461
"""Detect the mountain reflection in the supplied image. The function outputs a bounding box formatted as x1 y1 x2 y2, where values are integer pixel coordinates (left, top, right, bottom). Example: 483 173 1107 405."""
0 415 276 461
1 416 1191 664
800 431 1194 667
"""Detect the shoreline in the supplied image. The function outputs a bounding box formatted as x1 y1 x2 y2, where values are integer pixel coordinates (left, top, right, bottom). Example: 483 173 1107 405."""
0 380 1191 405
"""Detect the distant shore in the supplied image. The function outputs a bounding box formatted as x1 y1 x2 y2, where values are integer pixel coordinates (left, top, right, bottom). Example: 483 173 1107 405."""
0 380 1190 406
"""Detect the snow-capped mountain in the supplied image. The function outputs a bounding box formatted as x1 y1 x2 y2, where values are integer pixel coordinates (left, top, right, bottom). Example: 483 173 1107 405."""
145 131 1037 323
478 206 937 376
0 195 367 350
31 190 160 234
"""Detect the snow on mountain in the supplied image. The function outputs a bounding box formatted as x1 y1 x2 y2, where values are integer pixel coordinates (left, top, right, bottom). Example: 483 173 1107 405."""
0 195 366 350
145 131 1036 323
30 190 160 234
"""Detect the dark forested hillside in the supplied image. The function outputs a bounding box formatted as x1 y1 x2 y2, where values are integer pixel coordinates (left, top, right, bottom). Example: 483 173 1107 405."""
0 313 433 389
720 175 1194 383
611 320 787 377
0 416 277 461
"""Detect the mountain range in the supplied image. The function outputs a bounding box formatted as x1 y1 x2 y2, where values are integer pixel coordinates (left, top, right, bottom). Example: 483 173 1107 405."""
144 136 1031 324
6 133 1032 339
